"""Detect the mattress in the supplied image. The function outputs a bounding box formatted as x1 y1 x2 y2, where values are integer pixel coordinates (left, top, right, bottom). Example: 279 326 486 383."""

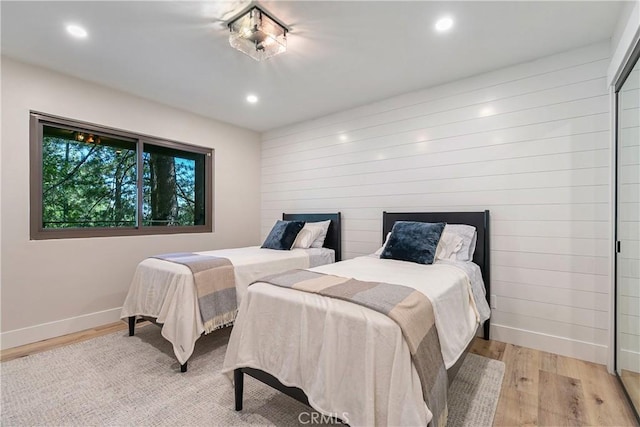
121 246 335 364
222 256 490 426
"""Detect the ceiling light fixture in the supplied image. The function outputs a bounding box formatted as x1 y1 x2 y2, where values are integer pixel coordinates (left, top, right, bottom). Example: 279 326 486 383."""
228 5 288 61
435 17 454 32
66 24 88 39
246 94 259 104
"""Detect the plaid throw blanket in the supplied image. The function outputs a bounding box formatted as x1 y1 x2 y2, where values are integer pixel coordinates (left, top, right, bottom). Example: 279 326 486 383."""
254 269 448 427
152 253 237 334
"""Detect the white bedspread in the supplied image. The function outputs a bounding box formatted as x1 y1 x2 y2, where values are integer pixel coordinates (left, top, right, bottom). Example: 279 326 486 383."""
121 246 334 364
222 256 488 427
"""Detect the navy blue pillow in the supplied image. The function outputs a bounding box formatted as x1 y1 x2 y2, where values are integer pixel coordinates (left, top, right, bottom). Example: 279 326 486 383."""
380 221 446 265
261 220 305 250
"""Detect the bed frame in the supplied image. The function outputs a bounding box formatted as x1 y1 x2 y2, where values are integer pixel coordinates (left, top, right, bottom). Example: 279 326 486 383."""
234 210 491 414
127 212 342 372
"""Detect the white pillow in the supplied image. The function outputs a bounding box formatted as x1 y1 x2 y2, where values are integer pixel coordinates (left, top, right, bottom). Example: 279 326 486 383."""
444 224 477 261
292 224 323 249
374 232 392 257
309 220 332 248
435 231 464 260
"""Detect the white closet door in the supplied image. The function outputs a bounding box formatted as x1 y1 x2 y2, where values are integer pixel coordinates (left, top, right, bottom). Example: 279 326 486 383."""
616 51 640 415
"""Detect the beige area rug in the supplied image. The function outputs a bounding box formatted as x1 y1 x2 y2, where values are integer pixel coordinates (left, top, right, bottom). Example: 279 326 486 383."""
1 325 504 426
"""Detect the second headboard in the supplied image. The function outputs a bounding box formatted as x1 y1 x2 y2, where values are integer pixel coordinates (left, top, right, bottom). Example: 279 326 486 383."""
282 212 342 261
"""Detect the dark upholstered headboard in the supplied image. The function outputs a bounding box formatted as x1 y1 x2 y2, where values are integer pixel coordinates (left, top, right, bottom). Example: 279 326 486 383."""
382 211 490 339
282 213 342 262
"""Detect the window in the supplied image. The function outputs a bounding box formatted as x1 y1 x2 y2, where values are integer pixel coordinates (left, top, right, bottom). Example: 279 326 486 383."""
30 112 213 239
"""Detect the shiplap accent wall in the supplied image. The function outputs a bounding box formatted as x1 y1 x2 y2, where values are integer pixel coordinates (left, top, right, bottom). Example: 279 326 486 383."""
618 66 639 372
261 42 611 364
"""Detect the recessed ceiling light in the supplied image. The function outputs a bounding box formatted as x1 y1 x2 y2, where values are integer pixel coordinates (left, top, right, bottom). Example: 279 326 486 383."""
435 17 454 33
66 24 88 39
246 94 259 104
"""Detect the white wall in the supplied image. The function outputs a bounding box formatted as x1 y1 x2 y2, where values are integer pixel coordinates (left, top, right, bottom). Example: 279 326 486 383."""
261 42 612 364
0 58 261 349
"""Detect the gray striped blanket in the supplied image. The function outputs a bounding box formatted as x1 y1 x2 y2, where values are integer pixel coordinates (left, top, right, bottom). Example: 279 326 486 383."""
152 253 237 333
255 269 448 427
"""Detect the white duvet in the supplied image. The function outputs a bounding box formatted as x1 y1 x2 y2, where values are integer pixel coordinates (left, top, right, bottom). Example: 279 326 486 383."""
222 256 490 427
120 246 334 364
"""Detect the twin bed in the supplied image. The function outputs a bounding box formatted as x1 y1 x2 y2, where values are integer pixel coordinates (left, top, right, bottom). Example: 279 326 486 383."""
223 211 491 427
121 212 342 372
121 210 491 426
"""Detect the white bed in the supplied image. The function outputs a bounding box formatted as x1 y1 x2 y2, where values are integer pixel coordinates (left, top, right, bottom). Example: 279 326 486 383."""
122 246 334 365
222 256 489 426
223 211 491 426
121 212 342 370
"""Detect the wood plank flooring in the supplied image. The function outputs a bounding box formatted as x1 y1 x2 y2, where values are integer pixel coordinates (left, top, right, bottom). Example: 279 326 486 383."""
0 321 129 362
622 370 640 418
470 339 639 426
1 323 638 426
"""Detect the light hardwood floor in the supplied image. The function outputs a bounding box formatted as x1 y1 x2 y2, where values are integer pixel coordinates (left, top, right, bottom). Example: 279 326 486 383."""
621 370 640 419
0 321 130 362
1 322 638 426
470 338 639 426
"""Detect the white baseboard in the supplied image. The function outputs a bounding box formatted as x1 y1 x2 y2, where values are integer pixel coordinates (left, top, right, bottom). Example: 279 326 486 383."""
491 323 608 365
0 307 123 350
0 311 613 367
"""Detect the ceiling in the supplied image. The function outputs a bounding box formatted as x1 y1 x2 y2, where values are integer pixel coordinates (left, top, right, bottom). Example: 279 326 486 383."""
0 1 626 132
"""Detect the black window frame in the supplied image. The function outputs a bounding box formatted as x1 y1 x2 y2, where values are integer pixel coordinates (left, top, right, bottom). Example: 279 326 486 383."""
30 111 214 240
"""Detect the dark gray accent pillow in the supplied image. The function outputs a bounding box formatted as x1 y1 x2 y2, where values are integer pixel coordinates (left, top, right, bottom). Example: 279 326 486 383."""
380 221 446 265
261 220 305 250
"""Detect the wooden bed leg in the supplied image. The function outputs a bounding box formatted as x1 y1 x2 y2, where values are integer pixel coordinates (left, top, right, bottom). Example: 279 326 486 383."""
180 362 188 373
128 316 136 336
483 321 490 340
234 369 244 411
